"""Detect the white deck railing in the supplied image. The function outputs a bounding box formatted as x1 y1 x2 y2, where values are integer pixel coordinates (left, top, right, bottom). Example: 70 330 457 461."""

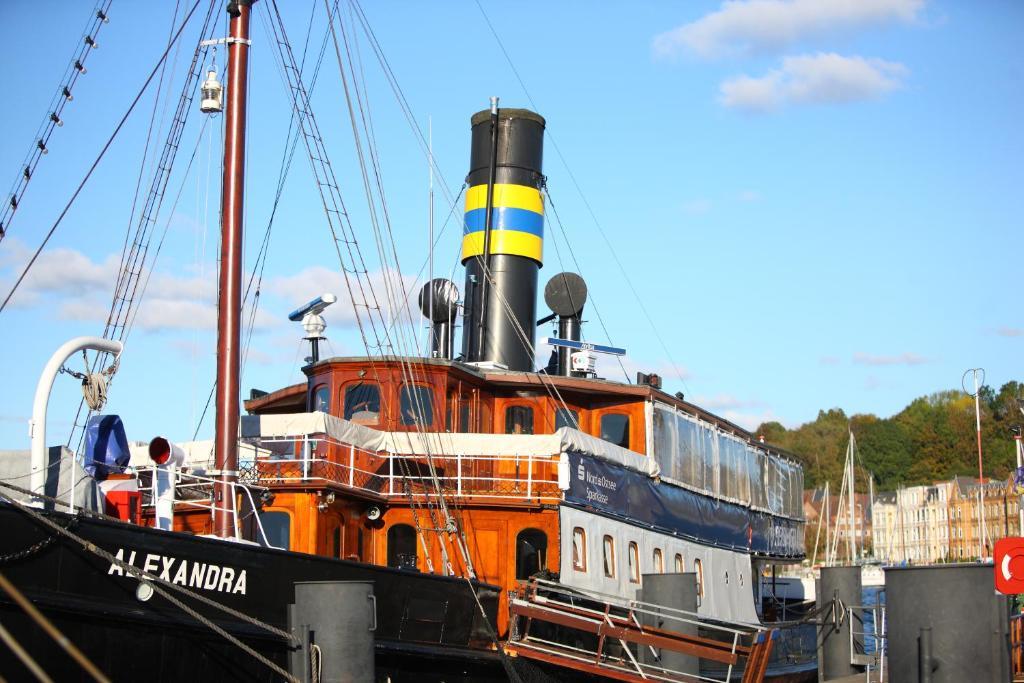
134 465 276 546
242 435 564 503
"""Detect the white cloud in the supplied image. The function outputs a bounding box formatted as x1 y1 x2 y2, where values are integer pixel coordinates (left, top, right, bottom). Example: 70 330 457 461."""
720 408 782 431
737 190 761 202
691 393 764 411
996 327 1023 338
616 355 693 385
683 198 713 215
654 0 924 60
719 53 908 112
852 351 928 366
0 238 120 308
819 355 841 366
268 265 419 330
0 240 281 333
686 393 782 430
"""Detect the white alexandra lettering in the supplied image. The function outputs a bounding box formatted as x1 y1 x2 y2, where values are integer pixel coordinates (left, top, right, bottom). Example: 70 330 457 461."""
105 548 246 595
159 556 174 581
218 567 235 593
190 562 207 588
204 565 221 590
108 548 125 576
172 561 188 586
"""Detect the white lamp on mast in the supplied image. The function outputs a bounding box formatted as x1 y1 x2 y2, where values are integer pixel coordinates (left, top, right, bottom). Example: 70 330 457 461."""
200 67 223 114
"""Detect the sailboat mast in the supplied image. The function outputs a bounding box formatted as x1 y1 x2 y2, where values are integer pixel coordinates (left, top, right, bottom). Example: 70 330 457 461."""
847 431 856 563
214 0 253 538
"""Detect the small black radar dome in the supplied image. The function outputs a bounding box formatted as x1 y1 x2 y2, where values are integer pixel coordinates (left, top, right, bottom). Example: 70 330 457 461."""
544 272 587 317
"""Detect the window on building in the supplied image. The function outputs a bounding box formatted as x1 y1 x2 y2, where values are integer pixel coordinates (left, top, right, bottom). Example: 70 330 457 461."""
694 559 704 598
628 541 641 584
312 384 330 413
387 524 418 569
603 535 616 578
515 529 548 580
600 413 630 448
572 527 587 572
343 382 380 423
400 385 435 427
674 553 684 573
653 548 664 573
555 408 580 430
259 511 291 550
505 405 535 435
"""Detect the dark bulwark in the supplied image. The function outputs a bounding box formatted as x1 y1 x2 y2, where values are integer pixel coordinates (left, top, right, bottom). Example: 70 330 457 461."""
0 503 503 682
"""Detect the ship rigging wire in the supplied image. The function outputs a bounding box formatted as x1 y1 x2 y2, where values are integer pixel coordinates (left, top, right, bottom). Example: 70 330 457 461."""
65 0 223 451
321 2 609 586
190 0 337 442
0 570 111 683
0 0 205 315
0 1 113 244
0 482 300 682
472 0 692 393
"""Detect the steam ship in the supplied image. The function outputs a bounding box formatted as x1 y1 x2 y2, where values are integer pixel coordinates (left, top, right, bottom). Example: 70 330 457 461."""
0 2 813 681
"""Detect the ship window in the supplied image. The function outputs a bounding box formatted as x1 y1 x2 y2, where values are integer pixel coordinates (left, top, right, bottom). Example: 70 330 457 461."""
387 524 418 569
555 408 580 431
459 401 472 433
259 511 290 550
600 413 630 448
515 529 548 580
628 541 641 584
505 405 534 435
344 382 380 423
674 553 684 573
653 548 664 573
312 384 330 413
332 526 342 558
694 559 704 597
400 385 435 427
603 535 616 578
572 527 587 572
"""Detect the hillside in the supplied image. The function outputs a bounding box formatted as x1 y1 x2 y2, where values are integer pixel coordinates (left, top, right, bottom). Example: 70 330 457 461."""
755 381 1023 492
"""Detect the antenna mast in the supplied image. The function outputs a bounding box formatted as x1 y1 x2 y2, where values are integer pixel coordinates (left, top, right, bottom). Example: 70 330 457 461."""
963 368 987 557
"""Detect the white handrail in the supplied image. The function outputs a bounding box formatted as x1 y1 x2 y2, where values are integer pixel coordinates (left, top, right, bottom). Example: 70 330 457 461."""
30 336 123 507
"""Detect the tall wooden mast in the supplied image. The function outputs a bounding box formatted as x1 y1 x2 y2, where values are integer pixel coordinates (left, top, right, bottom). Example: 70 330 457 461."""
214 0 253 538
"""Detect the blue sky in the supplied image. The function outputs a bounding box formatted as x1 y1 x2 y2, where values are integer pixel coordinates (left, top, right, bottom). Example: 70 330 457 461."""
0 0 1020 450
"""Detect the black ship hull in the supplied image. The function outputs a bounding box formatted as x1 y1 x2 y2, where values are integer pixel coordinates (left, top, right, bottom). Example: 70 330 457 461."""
0 503 505 682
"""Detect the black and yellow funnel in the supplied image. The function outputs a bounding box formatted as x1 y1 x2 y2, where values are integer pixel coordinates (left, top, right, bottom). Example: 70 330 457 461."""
461 102 545 371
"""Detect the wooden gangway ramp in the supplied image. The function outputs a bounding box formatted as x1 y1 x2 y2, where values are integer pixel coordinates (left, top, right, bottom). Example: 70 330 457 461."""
505 579 776 683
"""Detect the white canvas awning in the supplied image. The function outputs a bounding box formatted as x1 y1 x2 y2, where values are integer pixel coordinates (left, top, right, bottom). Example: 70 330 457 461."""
241 412 659 478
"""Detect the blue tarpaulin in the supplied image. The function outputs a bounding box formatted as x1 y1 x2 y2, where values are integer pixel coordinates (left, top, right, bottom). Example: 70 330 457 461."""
84 414 130 478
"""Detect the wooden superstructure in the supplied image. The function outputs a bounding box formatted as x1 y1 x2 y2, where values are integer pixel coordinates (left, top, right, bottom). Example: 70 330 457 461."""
240 356 655 634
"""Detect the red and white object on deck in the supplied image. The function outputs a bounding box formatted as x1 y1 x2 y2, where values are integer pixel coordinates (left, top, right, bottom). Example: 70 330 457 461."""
98 474 140 523
148 436 186 531
148 436 187 467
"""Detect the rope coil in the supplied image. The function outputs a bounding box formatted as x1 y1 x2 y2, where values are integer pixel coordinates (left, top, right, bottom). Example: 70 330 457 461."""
60 351 119 411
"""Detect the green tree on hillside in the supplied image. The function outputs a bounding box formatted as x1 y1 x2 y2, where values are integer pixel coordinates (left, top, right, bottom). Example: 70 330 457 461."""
755 381 1024 493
